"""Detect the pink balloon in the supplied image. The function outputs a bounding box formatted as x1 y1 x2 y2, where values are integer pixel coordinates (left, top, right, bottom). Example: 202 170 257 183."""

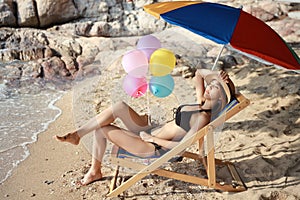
122 74 148 98
137 35 161 49
122 49 148 77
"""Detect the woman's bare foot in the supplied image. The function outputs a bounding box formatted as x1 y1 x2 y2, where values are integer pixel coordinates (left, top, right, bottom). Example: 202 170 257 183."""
54 132 80 145
78 170 102 186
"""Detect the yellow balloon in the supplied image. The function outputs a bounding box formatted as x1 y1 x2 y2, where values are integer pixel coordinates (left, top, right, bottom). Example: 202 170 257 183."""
149 48 176 76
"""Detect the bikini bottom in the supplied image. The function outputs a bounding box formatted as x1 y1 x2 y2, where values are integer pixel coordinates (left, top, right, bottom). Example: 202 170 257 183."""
150 142 169 156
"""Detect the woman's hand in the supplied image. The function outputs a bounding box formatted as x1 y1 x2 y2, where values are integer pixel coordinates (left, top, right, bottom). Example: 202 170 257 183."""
219 70 229 83
197 96 206 105
139 131 154 143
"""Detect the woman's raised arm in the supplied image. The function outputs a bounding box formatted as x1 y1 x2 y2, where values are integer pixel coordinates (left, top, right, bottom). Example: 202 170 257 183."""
193 69 205 104
194 69 219 104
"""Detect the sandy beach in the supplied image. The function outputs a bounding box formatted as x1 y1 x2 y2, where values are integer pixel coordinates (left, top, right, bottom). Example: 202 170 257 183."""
0 0 300 199
1 56 299 200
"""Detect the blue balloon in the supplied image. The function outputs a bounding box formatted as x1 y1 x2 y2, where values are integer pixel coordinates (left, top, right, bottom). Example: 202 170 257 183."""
149 74 174 98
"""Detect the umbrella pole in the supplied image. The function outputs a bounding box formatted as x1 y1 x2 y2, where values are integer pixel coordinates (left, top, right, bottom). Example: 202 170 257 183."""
212 45 225 71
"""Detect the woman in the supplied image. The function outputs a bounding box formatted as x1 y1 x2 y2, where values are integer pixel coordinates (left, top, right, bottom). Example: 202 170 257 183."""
54 69 235 185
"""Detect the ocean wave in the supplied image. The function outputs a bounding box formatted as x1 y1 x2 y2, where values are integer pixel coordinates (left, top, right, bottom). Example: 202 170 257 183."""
0 90 64 184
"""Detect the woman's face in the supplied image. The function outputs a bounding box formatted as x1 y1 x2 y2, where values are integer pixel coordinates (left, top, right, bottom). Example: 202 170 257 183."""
204 79 224 101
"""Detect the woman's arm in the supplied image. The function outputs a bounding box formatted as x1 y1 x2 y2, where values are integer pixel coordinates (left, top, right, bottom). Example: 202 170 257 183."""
183 112 210 141
193 69 205 104
196 68 219 78
194 69 219 104
140 132 179 149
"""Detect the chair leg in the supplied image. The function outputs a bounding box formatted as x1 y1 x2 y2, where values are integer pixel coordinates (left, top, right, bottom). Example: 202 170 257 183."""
206 126 216 187
198 138 207 171
109 166 120 193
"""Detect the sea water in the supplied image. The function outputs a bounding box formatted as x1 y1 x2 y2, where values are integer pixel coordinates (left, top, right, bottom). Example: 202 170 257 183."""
0 83 64 184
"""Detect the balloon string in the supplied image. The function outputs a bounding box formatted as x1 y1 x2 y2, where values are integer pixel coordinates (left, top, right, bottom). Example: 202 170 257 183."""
146 89 151 126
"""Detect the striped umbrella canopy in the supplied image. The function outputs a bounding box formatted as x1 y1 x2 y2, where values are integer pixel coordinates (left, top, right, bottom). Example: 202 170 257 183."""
144 1 300 71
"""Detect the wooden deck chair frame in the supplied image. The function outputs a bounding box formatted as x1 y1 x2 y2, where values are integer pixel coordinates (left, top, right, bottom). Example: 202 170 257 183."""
107 93 250 197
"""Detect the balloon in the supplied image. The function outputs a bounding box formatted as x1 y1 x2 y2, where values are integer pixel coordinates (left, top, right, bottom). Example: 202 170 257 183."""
149 48 176 76
122 49 148 77
137 35 162 61
149 75 174 98
122 74 148 98
139 48 157 61
137 35 161 50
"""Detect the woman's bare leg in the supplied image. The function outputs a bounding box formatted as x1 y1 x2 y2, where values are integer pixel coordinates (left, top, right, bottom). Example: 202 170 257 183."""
79 157 102 186
79 130 106 185
101 125 155 157
79 125 155 185
55 101 149 144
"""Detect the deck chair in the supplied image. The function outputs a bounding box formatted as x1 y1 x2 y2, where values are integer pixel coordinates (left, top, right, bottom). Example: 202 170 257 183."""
107 93 250 197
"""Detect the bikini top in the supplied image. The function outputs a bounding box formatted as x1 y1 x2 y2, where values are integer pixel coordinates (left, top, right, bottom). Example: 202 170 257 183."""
173 104 211 132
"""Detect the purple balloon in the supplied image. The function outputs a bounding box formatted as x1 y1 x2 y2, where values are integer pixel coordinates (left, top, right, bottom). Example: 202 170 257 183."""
137 35 161 49
137 35 161 61
122 74 148 98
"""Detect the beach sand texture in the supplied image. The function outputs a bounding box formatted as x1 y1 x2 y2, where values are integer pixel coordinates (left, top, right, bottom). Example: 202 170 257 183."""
0 27 299 200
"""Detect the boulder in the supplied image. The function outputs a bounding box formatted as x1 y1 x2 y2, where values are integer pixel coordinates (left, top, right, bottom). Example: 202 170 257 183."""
89 21 109 37
41 56 71 80
21 61 43 79
74 0 108 18
0 28 49 61
35 0 79 27
0 1 17 27
17 0 39 27
61 56 78 76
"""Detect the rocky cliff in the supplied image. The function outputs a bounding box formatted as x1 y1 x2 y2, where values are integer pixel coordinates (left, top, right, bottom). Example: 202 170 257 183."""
0 0 299 89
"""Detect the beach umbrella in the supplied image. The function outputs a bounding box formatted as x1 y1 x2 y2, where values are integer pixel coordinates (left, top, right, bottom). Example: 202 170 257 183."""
144 1 300 72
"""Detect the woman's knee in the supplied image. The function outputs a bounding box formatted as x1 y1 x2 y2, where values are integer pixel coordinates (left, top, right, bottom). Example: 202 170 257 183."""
112 101 130 117
94 125 116 138
94 126 109 139
113 101 128 111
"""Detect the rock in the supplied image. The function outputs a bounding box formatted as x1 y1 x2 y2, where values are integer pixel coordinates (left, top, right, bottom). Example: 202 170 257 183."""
44 180 54 185
89 21 109 37
17 0 39 27
48 37 82 58
0 49 18 61
221 55 238 69
41 56 71 80
35 0 79 28
44 46 54 58
76 55 94 70
61 56 78 76
74 22 93 36
288 11 300 19
21 61 42 79
267 18 300 41
245 6 276 21
0 44 46 62
4 63 22 81
0 28 50 61
0 1 17 27
74 0 108 18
